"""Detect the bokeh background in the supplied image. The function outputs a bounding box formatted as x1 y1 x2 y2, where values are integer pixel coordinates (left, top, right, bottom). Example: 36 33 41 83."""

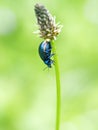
0 0 98 130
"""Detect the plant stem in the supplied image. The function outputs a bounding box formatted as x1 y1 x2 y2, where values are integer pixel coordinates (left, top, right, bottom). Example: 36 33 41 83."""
51 41 61 130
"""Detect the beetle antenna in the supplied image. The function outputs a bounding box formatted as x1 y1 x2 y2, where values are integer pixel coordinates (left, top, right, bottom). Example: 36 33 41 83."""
43 66 48 71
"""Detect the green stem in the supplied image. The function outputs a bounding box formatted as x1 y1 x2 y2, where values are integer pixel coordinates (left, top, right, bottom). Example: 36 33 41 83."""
51 41 61 130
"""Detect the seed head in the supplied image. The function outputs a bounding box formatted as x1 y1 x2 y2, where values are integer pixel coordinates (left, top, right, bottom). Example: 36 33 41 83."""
34 3 62 40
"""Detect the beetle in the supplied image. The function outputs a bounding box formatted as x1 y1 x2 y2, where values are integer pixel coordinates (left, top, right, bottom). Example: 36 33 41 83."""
38 40 54 68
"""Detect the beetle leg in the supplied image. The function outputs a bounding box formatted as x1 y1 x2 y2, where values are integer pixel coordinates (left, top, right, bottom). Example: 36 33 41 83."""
48 53 55 58
44 48 51 53
51 60 54 64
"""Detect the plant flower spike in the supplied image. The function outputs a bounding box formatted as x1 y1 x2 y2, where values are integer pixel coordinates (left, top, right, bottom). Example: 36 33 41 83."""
34 3 62 130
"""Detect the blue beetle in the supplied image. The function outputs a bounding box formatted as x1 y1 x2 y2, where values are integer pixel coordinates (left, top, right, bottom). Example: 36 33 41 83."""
38 40 54 68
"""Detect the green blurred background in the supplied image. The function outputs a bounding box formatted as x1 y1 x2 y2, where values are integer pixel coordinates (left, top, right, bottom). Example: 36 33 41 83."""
0 0 98 130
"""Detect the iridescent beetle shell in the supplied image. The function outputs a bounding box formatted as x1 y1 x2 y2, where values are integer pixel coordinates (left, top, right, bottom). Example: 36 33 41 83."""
38 40 54 68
